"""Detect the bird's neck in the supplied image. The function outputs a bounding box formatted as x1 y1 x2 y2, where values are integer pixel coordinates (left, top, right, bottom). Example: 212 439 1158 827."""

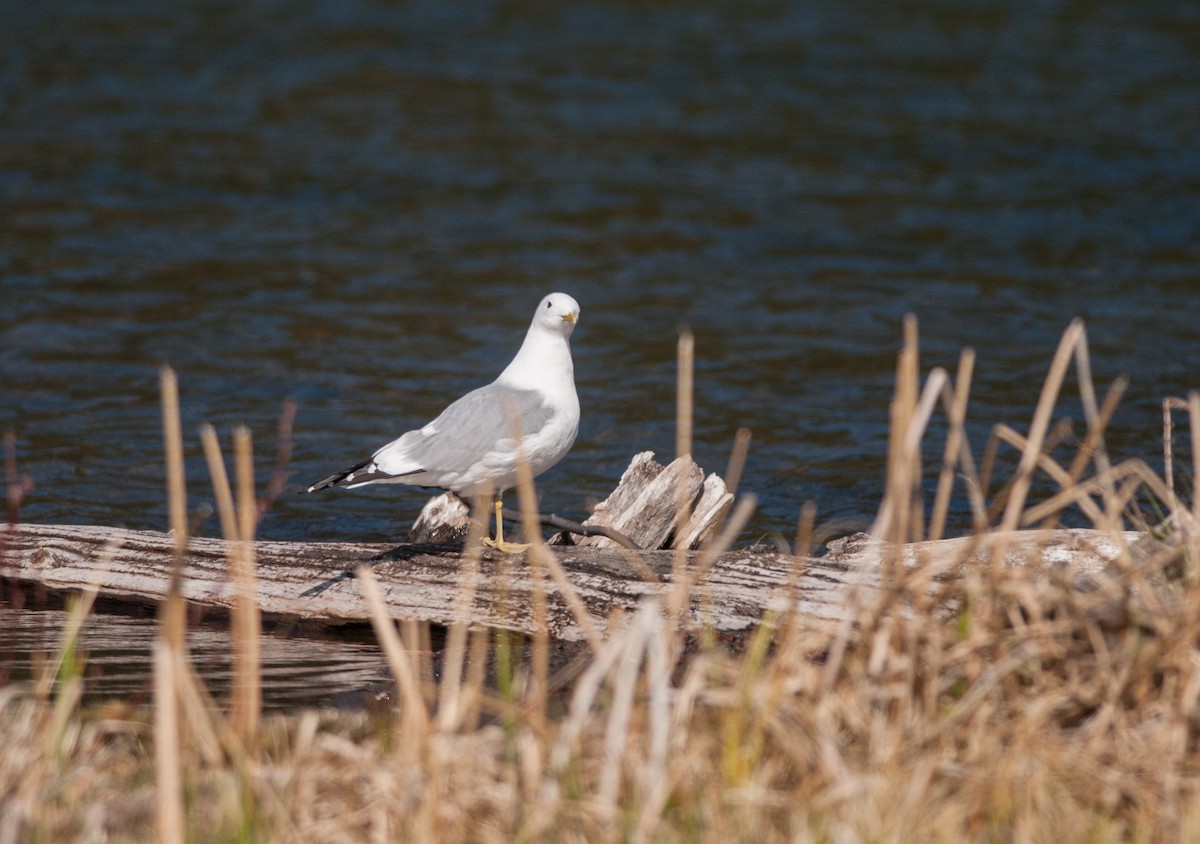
497 327 573 388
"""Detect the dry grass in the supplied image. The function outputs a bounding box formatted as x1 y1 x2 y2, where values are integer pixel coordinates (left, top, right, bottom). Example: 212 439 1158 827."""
5 320 1200 842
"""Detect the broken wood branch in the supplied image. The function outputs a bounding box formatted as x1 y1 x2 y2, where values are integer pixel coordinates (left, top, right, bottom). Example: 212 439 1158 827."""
405 452 731 552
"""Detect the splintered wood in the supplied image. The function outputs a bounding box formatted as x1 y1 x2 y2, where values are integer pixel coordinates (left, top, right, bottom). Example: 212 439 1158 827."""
574 452 733 550
406 452 733 551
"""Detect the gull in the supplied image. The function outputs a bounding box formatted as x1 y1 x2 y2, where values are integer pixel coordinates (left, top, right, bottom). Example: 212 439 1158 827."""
306 292 581 552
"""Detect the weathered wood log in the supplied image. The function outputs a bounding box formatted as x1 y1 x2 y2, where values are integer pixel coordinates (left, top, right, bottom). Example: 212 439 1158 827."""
405 494 642 549
0 523 834 641
573 451 733 550
404 452 733 552
822 528 1152 577
406 494 472 544
0 523 1157 642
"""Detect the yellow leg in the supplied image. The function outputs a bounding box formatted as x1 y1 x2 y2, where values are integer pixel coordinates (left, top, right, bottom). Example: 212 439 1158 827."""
482 494 530 553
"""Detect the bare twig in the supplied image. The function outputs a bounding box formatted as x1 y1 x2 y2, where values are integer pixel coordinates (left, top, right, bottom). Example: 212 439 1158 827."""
501 508 642 550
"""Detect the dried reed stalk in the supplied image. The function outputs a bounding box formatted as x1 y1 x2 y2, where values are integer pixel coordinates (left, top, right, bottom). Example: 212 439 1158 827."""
493 402 604 653
998 319 1084 533
34 533 123 701
355 565 429 747
435 494 488 733
1190 392 1200 531
723 427 752 501
155 365 187 844
232 426 262 744
513 437 550 733
18 322 1200 843
199 424 262 746
1042 376 1127 530
673 327 696 557
666 328 696 629
1163 396 1188 523
929 348 974 541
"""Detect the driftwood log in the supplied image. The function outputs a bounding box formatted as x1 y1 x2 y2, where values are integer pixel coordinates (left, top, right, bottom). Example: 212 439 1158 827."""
405 451 733 551
0 522 1152 642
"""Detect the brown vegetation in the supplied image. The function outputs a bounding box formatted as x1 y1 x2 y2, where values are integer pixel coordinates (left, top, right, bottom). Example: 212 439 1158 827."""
4 318 1200 842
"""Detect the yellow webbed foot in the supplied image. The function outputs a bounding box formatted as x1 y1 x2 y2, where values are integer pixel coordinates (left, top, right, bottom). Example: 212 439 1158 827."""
483 536 531 554
483 494 535 553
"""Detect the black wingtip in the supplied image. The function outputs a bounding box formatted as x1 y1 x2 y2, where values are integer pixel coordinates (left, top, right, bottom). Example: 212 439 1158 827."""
304 457 373 493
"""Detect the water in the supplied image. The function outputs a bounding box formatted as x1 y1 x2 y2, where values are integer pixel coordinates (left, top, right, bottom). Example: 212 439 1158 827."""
2 0 1199 704
0 605 391 710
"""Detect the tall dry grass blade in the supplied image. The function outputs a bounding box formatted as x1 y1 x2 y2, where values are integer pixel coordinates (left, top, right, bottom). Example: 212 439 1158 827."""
171 649 225 766
1040 377 1128 531
930 348 975 541
435 494 488 733
902 314 921 542
200 422 265 837
986 417 1074 522
512 426 550 732
666 327 698 642
928 359 990 534
401 619 426 706
158 367 189 708
501 403 603 651
673 327 696 560
630 606 671 844
870 362 946 546
873 315 921 547
234 426 257 542
998 319 1085 532
3 429 30 523
232 425 262 745
199 425 239 542
355 566 429 742
1072 325 1116 488
528 547 604 654
978 427 1001 516
257 399 296 518
201 424 262 746
153 640 185 844
723 426 752 500
3 429 14 513
793 500 816 563
1071 375 1127 479
899 315 921 543
597 603 657 818
676 326 694 461
156 365 187 844
41 537 124 759
417 621 435 707
35 534 124 701
462 625 490 731
160 366 188 563
528 620 627 840
1021 457 1175 526
779 501 817 655
545 609 640 782
901 366 948 543
693 494 757 580
1163 397 1188 528
992 424 1105 525
665 495 757 631
1189 392 1200 533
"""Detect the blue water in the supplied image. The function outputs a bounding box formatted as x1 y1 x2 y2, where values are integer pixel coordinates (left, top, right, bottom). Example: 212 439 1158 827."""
3 0 1199 547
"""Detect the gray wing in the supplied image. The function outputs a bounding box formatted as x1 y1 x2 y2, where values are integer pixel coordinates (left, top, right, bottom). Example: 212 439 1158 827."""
373 383 555 476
